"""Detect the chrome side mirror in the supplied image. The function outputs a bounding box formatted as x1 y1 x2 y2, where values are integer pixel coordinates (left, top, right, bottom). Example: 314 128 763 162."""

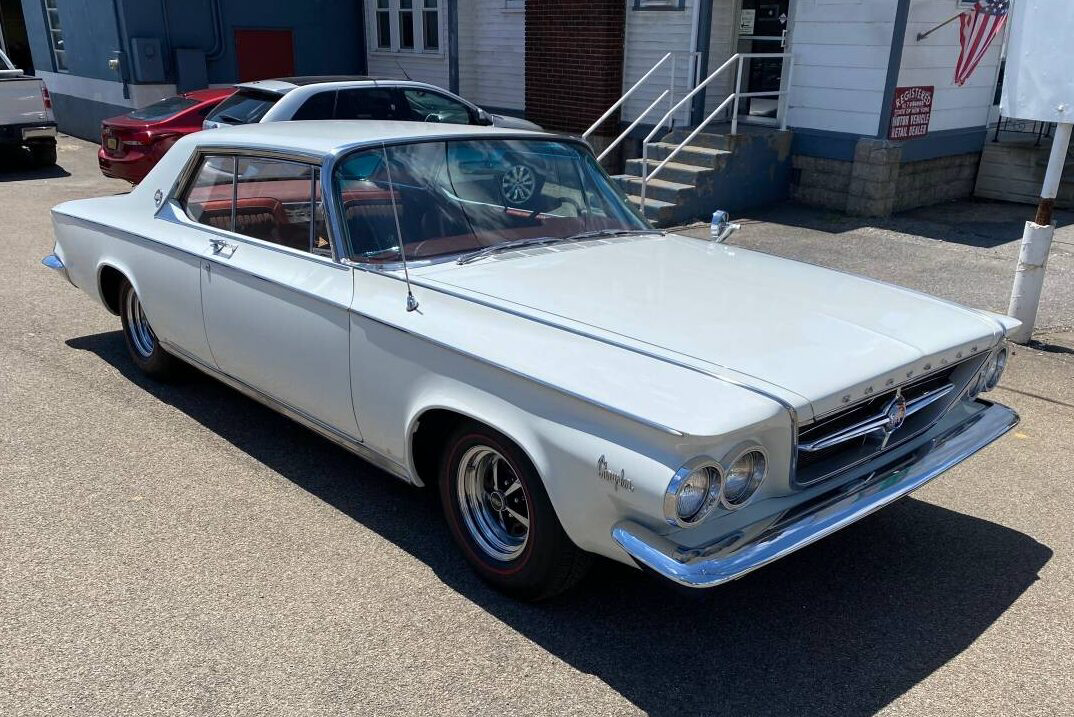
710 210 740 243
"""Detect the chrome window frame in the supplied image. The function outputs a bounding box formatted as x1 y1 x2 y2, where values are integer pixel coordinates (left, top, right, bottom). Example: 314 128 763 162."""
166 146 344 265
322 133 648 269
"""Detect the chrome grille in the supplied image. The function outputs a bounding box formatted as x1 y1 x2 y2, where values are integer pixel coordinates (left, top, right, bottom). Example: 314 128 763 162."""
795 355 986 486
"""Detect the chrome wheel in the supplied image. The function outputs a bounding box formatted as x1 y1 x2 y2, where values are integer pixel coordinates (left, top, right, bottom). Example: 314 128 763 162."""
124 287 157 358
456 445 531 561
500 164 536 205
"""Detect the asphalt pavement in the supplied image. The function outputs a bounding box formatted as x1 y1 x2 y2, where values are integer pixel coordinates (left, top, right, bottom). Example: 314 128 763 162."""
1 135 1072 716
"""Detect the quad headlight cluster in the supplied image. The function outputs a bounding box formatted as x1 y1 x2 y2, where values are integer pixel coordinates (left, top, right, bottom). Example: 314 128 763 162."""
968 344 1009 399
664 449 769 527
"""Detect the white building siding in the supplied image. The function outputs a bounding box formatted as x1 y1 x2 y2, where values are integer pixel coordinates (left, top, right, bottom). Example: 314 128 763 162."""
364 2 450 89
457 2 525 112
897 0 1002 133
621 2 698 126
702 2 736 114
787 0 899 135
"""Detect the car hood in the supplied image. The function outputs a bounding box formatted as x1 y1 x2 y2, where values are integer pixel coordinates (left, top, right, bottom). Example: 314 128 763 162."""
417 233 1005 419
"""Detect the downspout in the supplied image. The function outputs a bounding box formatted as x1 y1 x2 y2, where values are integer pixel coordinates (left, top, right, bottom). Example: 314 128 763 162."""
111 0 130 100
447 0 459 94
206 0 226 61
690 0 714 127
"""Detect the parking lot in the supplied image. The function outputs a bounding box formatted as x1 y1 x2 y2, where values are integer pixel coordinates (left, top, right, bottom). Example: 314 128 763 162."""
2 135 1073 716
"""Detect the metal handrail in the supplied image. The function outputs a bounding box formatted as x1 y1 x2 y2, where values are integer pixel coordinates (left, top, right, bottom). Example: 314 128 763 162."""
639 52 794 211
584 50 702 156
597 90 668 161
583 52 671 140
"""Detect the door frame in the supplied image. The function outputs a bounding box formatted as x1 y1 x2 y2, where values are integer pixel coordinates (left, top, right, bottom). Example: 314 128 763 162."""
731 0 796 127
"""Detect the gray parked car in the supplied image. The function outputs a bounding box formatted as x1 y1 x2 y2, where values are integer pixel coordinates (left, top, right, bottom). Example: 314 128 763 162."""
203 75 541 131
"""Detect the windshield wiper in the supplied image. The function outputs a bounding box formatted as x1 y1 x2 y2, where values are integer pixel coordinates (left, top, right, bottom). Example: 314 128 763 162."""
456 229 659 265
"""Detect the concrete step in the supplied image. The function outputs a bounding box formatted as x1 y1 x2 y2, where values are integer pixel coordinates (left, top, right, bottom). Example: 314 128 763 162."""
615 176 696 205
624 194 678 225
623 158 715 186
645 142 732 169
661 130 733 151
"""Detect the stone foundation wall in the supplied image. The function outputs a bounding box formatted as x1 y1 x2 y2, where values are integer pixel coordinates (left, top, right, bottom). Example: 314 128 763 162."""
791 138 981 217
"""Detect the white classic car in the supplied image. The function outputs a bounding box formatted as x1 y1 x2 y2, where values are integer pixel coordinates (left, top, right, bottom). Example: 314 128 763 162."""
44 121 1018 600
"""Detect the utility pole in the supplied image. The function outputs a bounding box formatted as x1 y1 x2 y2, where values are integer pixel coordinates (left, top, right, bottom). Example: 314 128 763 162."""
999 0 1074 345
1007 122 1071 344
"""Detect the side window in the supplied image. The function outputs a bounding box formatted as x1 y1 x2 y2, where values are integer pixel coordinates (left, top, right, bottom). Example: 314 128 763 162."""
401 89 473 125
182 155 236 231
334 88 404 120
233 157 328 255
292 90 337 121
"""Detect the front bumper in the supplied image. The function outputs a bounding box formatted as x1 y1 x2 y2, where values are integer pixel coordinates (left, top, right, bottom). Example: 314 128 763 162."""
612 401 1018 589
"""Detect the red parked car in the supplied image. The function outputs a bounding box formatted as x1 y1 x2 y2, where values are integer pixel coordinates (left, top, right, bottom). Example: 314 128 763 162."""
98 87 234 184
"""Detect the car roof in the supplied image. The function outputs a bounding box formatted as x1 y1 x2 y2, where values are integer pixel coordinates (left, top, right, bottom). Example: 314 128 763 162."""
191 120 553 157
235 75 386 94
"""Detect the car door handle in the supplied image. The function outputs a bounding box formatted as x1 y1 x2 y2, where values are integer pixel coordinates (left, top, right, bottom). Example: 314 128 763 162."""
208 238 237 257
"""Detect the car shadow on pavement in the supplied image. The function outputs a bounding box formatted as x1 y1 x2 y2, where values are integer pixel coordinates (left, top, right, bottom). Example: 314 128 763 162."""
0 150 71 181
69 330 1053 717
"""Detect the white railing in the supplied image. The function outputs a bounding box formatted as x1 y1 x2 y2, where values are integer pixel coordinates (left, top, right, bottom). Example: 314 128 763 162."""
637 52 794 211
583 50 702 162
584 52 794 212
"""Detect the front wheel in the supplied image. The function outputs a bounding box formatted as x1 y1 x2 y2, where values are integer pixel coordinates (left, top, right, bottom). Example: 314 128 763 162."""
118 278 181 380
439 422 591 600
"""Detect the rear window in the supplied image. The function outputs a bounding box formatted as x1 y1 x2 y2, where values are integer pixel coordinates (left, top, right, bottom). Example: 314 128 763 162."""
128 96 200 121
206 89 280 125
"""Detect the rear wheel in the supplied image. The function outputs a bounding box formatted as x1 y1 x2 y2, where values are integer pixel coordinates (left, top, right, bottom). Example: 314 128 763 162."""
439 422 591 600
118 278 181 380
28 141 56 167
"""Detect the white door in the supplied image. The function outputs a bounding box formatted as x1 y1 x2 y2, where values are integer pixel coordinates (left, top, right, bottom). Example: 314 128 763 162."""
181 153 361 440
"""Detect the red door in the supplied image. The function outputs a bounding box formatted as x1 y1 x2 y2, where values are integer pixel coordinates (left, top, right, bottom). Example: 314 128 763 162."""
234 29 295 82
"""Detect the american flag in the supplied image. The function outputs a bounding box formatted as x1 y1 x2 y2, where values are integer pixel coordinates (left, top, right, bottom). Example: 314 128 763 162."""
955 0 1009 86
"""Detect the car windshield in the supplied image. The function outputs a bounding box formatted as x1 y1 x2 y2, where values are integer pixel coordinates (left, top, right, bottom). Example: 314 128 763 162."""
334 138 650 263
205 89 280 125
127 96 200 121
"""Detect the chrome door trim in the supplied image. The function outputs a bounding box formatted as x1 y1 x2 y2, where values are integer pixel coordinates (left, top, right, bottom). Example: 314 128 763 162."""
160 339 412 483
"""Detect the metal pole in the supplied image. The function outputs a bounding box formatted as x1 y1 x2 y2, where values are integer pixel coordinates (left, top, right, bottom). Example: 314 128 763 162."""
1007 121 1073 344
640 142 649 214
780 54 794 132
731 56 743 136
668 52 677 131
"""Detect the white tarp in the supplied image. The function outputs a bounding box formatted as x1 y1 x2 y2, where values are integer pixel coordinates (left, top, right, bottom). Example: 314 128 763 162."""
1001 0 1074 123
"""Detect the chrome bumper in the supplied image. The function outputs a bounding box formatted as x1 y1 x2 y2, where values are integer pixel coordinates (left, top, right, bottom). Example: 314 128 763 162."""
612 401 1018 589
22 125 56 140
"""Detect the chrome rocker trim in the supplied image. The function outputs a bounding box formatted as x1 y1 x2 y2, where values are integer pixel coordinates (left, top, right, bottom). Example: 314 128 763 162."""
612 401 1018 589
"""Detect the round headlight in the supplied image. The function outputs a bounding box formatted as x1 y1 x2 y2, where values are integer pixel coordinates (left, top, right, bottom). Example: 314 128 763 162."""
723 450 767 508
665 461 721 526
984 346 1008 391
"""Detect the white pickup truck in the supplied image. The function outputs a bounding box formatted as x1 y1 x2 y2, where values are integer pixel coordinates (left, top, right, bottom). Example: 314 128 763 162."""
0 49 57 166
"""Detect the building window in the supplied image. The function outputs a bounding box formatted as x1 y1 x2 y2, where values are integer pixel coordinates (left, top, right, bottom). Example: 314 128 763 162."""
42 0 67 71
633 0 685 9
399 0 415 50
422 0 439 51
371 0 442 53
376 0 391 49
